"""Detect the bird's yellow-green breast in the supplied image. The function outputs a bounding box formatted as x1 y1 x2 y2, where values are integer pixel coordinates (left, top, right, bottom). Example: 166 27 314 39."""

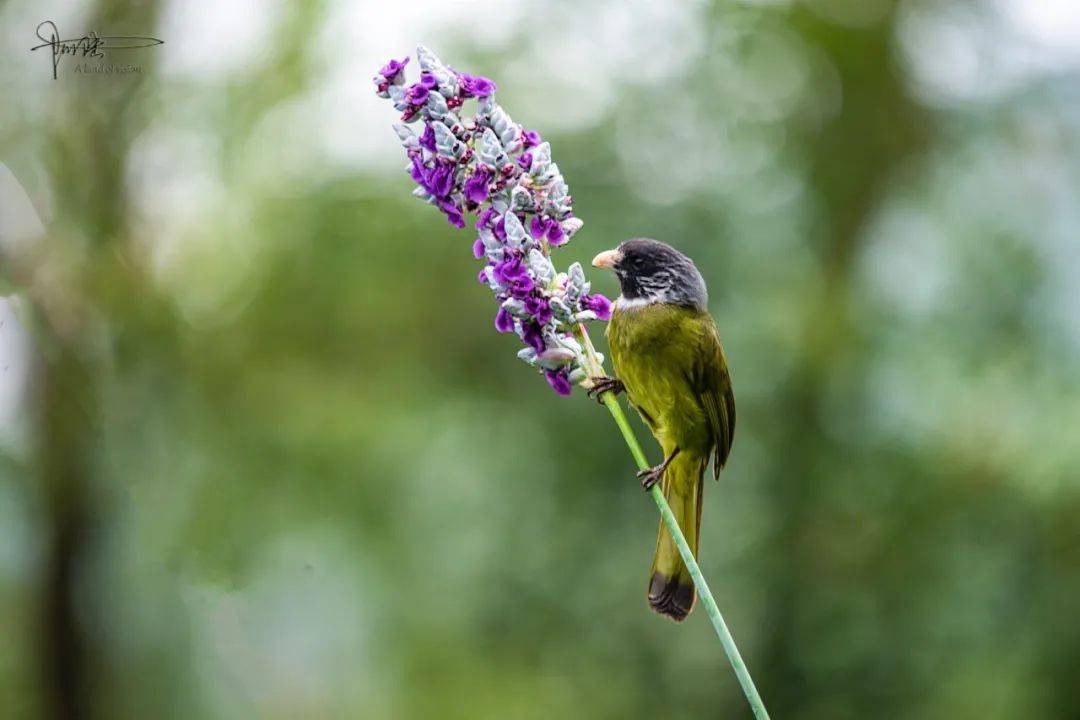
607 302 731 458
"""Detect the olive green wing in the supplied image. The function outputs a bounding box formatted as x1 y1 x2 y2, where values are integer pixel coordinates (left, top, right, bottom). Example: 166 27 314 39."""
688 314 735 479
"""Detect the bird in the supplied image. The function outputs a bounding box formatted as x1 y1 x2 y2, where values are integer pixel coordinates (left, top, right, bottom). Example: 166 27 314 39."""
589 238 735 622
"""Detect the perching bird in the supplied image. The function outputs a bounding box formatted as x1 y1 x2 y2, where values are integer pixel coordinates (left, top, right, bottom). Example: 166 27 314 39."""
590 238 735 622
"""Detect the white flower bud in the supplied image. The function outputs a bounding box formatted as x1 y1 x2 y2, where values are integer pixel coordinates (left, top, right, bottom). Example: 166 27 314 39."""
501 298 526 317
489 105 517 149
478 128 503 167
510 185 534 212
537 347 577 369
517 347 538 366
426 92 450 121
527 249 556 285
555 335 583 355
393 123 418 149
417 45 445 75
549 297 573 322
388 84 410 113
491 192 510 214
568 262 586 290
530 142 551 177
432 121 462 158
504 212 528 248
561 217 584 238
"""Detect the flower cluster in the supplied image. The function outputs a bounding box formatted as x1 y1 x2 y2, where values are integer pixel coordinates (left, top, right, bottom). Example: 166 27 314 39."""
375 46 611 395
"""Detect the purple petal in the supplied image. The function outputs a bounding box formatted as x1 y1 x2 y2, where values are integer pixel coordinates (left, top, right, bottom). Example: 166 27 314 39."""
521 130 541 149
472 237 486 259
476 206 496 230
517 152 533 171
427 163 454 198
419 125 436 152
379 56 409 79
459 73 497 98
419 72 438 89
493 256 535 300
508 276 534 299
463 167 491 204
521 321 545 353
406 83 430 105
409 156 426 186
493 256 526 285
546 222 566 246
583 293 612 321
545 369 573 396
529 215 550 240
438 199 465 228
525 295 553 325
495 307 515 333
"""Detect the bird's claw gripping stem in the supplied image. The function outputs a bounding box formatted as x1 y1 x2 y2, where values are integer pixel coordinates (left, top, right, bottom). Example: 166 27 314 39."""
636 466 663 491
636 449 680 491
586 375 624 403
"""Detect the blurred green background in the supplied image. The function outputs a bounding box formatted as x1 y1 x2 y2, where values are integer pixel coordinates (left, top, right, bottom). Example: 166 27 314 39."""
2 0 1079 718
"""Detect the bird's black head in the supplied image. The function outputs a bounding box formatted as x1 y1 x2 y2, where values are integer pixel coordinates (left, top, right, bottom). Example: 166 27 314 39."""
592 238 708 310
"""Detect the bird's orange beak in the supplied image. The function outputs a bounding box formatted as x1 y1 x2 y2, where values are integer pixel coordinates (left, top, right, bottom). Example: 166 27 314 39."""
592 249 622 269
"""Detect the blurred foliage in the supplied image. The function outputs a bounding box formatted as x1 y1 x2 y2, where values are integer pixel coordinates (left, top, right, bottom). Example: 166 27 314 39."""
1 0 1079 718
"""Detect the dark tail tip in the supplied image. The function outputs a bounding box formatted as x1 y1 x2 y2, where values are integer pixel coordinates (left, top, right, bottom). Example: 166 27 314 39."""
648 572 695 622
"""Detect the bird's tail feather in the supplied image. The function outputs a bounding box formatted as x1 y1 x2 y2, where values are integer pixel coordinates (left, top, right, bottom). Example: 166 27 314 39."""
647 452 706 622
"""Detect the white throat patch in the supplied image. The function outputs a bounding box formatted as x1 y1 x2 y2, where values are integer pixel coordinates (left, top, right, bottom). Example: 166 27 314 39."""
614 294 664 311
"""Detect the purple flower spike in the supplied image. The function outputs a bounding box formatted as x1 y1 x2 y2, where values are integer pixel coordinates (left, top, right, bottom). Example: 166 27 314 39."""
459 73 497 98
545 369 573 396
379 56 409 79
495 307 515 333
378 45 601 397
464 167 492 204
583 293 612 321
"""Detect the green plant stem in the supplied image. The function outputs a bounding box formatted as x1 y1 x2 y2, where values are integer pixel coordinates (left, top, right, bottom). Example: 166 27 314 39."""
576 325 770 720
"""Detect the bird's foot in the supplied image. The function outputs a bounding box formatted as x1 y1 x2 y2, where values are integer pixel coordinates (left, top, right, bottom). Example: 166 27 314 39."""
636 449 680 491
636 465 665 491
586 376 624 403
